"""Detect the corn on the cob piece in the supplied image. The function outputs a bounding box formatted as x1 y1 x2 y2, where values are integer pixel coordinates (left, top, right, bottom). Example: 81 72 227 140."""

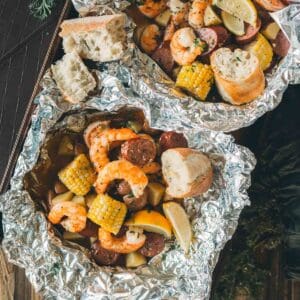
175 63 214 101
58 154 96 196
87 194 127 234
244 33 273 71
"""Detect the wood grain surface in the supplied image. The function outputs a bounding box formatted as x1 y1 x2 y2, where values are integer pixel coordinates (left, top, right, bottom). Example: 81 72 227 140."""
0 1 299 299
0 1 70 299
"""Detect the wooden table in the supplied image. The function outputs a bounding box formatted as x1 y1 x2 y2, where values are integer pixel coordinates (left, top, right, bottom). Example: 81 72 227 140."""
0 1 299 299
0 1 71 299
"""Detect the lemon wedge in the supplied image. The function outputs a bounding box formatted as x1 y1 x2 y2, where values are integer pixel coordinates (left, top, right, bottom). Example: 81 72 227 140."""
221 11 245 36
163 202 192 253
125 210 172 238
214 0 257 26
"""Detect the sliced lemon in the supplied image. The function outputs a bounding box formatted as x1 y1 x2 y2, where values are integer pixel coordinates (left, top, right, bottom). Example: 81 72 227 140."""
215 0 257 26
125 210 172 238
221 11 245 36
163 202 192 253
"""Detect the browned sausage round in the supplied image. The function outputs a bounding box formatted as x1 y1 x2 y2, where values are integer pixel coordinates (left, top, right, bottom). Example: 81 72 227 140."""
138 233 165 257
159 131 188 153
151 41 175 75
116 180 132 196
235 19 262 45
79 220 99 237
196 26 230 56
272 30 290 57
123 188 148 211
91 241 121 266
121 138 156 167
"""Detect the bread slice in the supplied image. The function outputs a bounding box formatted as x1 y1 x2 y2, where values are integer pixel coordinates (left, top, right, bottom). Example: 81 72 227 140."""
210 48 265 105
161 148 213 198
51 52 96 103
59 14 126 62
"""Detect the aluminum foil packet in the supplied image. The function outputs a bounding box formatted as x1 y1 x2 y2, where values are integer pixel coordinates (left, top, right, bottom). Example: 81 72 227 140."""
0 71 256 299
72 0 300 132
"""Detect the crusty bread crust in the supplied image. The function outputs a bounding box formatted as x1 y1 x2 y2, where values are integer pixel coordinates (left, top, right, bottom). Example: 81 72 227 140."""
211 49 265 105
162 148 213 198
59 14 125 37
182 167 213 198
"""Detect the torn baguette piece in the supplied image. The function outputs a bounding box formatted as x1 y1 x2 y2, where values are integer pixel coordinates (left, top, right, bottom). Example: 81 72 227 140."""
51 52 96 103
161 148 213 198
210 48 265 105
59 14 126 62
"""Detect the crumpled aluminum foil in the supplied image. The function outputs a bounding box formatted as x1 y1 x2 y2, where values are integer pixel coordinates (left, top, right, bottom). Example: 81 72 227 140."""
0 71 256 299
73 0 300 132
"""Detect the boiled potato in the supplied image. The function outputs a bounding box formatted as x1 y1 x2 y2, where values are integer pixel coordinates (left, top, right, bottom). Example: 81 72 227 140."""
58 136 74 156
262 22 280 40
204 5 222 26
90 237 97 244
148 182 165 206
63 231 85 240
51 191 73 206
85 194 97 208
127 120 143 133
126 251 147 268
72 195 86 207
155 9 171 27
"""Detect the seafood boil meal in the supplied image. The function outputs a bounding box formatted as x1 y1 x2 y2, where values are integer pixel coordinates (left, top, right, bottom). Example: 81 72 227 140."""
50 0 290 106
133 0 290 105
42 0 290 268
1 0 297 298
30 115 213 267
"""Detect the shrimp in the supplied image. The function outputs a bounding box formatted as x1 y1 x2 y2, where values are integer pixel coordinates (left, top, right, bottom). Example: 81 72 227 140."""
140 24 161 54
89 128 138 172
188 0 210 29
84 121 110 148
170 27 206 65
141 162 161 174
48 202 87 233
138 0 167 19
169 0 190 25
98 226 146 254
254 0 286 11
94 160 148 197
164 20 176 42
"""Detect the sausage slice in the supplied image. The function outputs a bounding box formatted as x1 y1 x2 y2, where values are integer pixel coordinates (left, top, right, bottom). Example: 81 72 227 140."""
151 41 175 75
236 19 262 45
196 26 230 56
138 233 165 257
123 188 148 211
91 241 121 266
159 131 188 153
121 138 156 167
273 30 290 57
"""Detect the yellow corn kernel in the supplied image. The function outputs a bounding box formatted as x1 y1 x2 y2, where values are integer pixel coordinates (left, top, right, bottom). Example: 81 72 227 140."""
58 154 96 196
244 33 273 71
87 194 127 235
175 62 214 101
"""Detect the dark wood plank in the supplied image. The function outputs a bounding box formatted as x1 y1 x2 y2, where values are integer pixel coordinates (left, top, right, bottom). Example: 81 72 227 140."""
0 1 71 299
0 0 68 181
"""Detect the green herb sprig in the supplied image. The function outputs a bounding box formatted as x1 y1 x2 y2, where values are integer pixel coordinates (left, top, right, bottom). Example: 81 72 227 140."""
29 0 57 20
